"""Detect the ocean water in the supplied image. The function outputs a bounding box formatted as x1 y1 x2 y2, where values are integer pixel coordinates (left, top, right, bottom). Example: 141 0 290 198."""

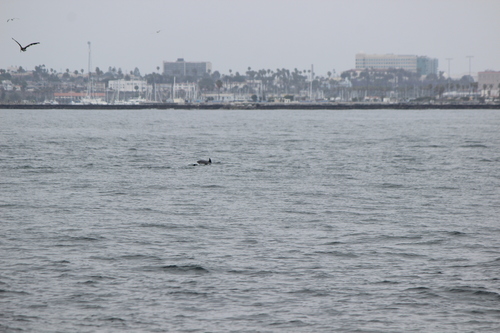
1 108 499 332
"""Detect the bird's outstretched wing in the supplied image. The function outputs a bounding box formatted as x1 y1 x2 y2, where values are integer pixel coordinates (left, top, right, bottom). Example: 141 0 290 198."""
12 38 22 48
25 42 40 49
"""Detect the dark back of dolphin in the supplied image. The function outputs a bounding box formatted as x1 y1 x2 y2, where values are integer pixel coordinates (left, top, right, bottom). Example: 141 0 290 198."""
197 158 211 165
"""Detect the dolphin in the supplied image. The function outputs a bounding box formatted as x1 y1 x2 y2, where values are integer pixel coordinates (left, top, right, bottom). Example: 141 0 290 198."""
197 158 211 165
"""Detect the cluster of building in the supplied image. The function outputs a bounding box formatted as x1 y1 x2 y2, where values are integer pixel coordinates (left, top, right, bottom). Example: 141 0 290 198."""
161 55 499 100
2 54 500 104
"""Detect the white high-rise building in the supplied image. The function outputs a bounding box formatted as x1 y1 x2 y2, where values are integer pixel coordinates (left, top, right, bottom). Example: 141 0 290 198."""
163 58 212 78
355 53 438 75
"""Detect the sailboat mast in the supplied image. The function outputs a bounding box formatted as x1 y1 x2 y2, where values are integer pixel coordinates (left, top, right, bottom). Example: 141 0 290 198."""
87 41 93 99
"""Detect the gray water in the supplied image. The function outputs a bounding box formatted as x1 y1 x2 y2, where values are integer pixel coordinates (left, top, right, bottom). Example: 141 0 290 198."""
1 108 499 332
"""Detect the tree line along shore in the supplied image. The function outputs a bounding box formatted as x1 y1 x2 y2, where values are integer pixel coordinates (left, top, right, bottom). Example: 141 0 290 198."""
1 65 499 105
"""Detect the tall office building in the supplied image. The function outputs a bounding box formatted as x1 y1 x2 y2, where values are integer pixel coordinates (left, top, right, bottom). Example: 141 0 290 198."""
163 58 212 78
417 56 439 76
355 53 438 75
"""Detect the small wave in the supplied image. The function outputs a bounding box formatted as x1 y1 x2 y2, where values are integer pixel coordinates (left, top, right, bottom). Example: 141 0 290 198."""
88 316 127 326
70 183 93 189
464 308 500 316
139 222 181 229
60 235 105 242
444 230 467 237
14 165 57 173
227 313 271 321
386 251 426 258
119 254 163 261
269 319 310 328
242 238 259 244
379 183 404 188
282 209 316 215
167 290 208 297
142 264 209 274
52 260 71 264
78 280 98 286
54 236 106 247
315 250 358 258
0 289 31 296
226 269 274 277
162 265 209 273
460 144 488 148
199 184 225 189
434 186 460 190
15 165 35 169
393 155 417 162
322 241 343 246
405 286 432 292
381 235 423 241
375 280 399 284
403 286 441 298
446 287 500 300
10 314 41 322
0 203 20 208
484 258 500 266
412 239 445 245
140 165 172 170
360 217 382 223
98 191 128 196
90 275 115 280
88 256 117 261
250 270 275 277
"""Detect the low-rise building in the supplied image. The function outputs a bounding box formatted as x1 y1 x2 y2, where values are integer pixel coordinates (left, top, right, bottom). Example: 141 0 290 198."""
478 71 500 97
203 93 236 102
108 79 148 93
53 92 106 103
2 80 14 91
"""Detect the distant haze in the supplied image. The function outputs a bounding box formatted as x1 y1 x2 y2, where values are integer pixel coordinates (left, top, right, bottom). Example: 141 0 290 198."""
2 0 499 77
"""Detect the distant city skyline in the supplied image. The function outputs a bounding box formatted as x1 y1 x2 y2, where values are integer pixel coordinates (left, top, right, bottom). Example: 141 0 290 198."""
2 0 499 77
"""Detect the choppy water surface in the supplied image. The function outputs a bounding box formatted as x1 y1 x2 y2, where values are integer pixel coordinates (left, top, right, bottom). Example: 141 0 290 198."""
1 108 499 332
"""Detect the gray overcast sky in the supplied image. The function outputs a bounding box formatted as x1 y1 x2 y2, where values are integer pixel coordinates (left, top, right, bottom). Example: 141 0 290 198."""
2 0 499 77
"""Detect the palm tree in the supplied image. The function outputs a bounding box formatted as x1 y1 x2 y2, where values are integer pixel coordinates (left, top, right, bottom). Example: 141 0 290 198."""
216 79 223 100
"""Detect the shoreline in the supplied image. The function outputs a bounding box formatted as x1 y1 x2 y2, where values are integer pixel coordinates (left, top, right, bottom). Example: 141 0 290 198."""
1 103 499 110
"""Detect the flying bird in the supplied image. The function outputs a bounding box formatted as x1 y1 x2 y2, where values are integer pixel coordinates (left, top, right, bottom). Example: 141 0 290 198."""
7 18 20 22
12 38 40 52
